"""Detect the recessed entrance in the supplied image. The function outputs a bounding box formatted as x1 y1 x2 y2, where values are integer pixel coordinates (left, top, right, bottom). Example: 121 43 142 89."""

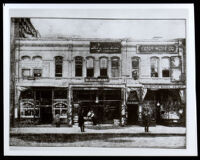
40 107 52 124
127 104 138 125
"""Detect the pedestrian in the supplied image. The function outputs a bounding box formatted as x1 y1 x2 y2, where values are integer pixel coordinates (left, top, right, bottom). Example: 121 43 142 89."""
78 109 85 132
142 107 151 132
55 113 60 127
87 109 96 125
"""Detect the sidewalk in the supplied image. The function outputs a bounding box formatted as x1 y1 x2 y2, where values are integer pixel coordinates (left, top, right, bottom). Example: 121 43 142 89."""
10 124 186 136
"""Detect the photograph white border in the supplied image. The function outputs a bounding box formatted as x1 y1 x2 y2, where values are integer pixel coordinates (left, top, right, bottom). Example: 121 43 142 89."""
3 3 197 156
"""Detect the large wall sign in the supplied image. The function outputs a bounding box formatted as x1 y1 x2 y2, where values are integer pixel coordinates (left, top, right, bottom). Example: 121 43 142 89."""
90 42 121 53
137 45 177 53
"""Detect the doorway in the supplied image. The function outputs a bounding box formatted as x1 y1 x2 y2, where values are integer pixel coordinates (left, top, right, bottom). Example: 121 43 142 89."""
127 104 138 125
40 107 52 124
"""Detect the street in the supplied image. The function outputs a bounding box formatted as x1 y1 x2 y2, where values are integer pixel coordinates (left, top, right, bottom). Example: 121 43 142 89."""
10 134 186 149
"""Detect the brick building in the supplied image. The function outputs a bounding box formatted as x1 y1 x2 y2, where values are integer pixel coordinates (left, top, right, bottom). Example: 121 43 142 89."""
11 36 186 127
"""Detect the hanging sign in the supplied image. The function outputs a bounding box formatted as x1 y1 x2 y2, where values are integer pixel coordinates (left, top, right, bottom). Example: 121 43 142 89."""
90 42 121 53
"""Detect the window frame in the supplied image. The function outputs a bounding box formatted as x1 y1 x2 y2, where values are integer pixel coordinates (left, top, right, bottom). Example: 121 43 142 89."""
111 57 120 77
161 57 170 78
75 56 83 77
86 57 95 77
99 57 108 78
55 56 63 77
131 57 140 80
22 68 31 78
150 56 159 78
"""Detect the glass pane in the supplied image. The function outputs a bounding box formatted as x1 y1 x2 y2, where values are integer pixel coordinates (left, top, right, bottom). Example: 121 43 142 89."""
162 58 170 70
55 56 63 64
112 58 119 68
22 69 30 77
132 58 139 69
87 68 94 77
171 56 181 68
75 66 82 77
34 69 42 77
151 58 159 77
100 58 107 68
100 69 107 77
112 68 119 77
171 69 181 81
87 58 94 68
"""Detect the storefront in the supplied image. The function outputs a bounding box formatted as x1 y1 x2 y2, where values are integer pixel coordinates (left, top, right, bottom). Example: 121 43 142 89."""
72 87 122 125
143 88 186 126
18 87 68 125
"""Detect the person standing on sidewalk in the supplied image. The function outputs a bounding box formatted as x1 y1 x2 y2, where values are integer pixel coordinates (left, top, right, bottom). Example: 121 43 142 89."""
78 109 85 132
55 113 60 127
87 109 96 125
142 107 151 132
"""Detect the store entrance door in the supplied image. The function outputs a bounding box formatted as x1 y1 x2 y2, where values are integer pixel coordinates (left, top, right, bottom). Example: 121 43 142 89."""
127 104 138 125
40 106 52 124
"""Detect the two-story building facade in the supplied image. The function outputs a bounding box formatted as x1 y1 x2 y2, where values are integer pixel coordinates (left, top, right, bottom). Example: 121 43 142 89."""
12 37 186 127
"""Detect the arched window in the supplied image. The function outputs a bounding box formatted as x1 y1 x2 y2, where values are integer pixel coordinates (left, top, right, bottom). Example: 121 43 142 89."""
111 57 120 77
75 56 83 77
100 57 108 77
32 56 42 61
86 57 94 77
132 57 140 80
55 56 63 77
150 57 159 77
161 57 170 77
21 56 31 61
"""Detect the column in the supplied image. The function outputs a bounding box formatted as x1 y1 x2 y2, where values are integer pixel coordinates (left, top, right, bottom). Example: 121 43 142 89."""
121 88 127 126
94 59 99 77
83 59 86 78
68 86 73 126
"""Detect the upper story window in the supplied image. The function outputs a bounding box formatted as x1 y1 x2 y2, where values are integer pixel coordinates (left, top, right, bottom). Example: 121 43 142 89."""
33 69 42 77
100 57 108 77
22 69 30 78
86 57 94 77
75 56 83 77
150 57 159 77
161 57 170 77
111 57 120 77
55 56 63 77
171 56 182 81
132 57 140 80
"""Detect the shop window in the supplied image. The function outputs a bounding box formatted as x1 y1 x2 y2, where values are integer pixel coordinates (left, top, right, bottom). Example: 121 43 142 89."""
20 99 40 118
151 57 159 77
75 56 83 77
53 102 68 118
161 57 170 77
111 57 120 77
55 56 63 77
86 57 94 77
170 56 182 81
33 69 42 77
100 57 108 77
22 69 31 78
132 57 140 80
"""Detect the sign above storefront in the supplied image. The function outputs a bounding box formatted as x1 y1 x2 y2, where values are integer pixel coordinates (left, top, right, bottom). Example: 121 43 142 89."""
144 84 185 89
85 77 109 82
137 45 177 53
90 42 121 53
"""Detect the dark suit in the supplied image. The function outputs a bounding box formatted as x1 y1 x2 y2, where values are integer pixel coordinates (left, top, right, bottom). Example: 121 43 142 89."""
78 114 84 132
143 112 151 132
